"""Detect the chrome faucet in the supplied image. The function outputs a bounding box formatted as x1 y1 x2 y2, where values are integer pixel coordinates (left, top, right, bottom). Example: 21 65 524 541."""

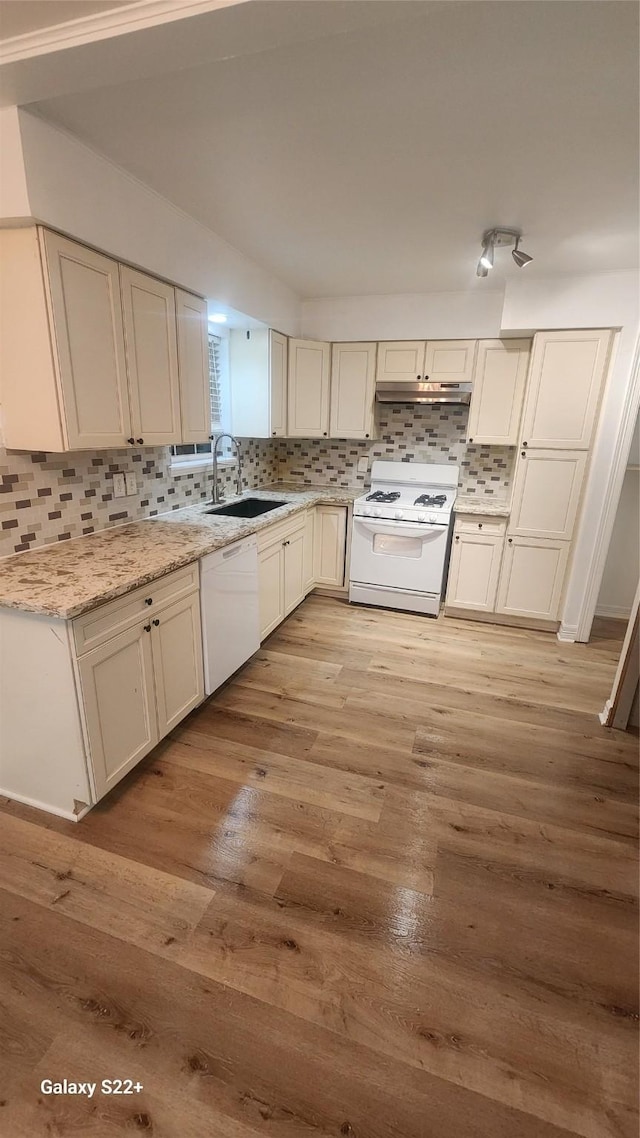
211 433 243 504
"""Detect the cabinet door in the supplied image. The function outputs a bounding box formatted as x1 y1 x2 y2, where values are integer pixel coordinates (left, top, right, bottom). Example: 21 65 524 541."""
467 340 530 445
288 338 330 437
521 330 611 449
496 537 570 621
176 289 210 443
258 541 284 639
42 230 131 449
376 341 425 383
330 342 376 439
78 622 158 800
424 340 477 384
510 449 587 540
121 266 181 445
314 506 347 587
446 531 503 612
303 509 315 593
270 330 288 437
151 593 204 736
283 526 306 615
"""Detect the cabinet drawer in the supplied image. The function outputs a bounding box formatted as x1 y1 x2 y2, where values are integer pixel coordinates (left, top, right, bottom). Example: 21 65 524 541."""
73 563 199 656
256 511 306 553
455 515 507 537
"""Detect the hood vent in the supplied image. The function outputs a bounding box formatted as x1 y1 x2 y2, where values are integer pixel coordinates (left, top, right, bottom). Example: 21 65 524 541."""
376 380 472 405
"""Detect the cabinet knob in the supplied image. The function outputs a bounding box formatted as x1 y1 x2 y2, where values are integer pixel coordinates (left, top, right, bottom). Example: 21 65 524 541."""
137 438 144 445
323 432 327 436
416 375 421 381
127 437 135 445
478 523 483 528
144 623 151 632
365 434 369 439
144 597 153 606
521 451 527 458
522 441 528 447
282 539 290 546
469 437 474 443
272 431 276 436
152 618 160 627
508 538 513 544
455 535 459 541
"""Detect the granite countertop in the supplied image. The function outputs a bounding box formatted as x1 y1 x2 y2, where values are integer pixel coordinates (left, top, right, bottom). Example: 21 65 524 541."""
453 496 511 518
0 484 358 620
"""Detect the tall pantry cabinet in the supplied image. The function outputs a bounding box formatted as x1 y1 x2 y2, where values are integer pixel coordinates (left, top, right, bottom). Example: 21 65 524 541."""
496 329 612 620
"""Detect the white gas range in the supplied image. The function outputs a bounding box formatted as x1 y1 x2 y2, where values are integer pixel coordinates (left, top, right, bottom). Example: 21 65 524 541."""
349 460 458 616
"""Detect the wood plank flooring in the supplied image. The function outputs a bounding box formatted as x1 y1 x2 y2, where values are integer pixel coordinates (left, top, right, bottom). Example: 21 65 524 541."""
0 596 637 1137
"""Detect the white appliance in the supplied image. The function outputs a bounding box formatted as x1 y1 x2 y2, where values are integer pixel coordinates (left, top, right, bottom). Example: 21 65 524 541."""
349 460 458 616
200 536 260 695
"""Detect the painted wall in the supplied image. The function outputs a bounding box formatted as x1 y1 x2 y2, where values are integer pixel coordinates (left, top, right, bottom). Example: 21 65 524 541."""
502 270 640 640
301 289 504 342
0 106 30 220
3 107 301 335
597 411 640 618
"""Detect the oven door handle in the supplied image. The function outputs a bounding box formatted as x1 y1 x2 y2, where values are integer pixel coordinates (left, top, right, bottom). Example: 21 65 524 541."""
354 518 446 538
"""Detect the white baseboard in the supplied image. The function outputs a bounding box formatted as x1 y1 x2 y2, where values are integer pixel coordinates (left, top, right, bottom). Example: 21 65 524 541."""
594 604 632 620
0 788 90 822
557 624 578 643
599 698 613 726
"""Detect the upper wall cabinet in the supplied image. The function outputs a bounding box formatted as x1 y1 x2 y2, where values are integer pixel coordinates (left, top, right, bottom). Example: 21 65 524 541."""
520 329 612 450
330 342 376 439
120 266 181 446
230 328 288 439
288 338 330 438
0 227 209 452
175 290 211 444
376 341 426 384
424 340 477 384
467 339 530 446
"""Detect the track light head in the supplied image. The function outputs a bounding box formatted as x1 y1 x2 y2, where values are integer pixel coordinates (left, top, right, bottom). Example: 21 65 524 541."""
476 228 533 277
476 261 489 278
479 243 494 271
512 240 533 268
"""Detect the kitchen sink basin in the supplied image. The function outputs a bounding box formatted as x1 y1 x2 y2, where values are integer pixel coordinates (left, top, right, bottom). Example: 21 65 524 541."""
205 498 287 518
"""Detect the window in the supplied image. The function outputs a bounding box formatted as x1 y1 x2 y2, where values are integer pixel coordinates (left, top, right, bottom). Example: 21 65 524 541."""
171 333 227 463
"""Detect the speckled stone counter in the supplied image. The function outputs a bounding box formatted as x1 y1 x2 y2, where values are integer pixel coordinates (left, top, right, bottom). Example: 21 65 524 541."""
0 485 357 619
453 496 511 518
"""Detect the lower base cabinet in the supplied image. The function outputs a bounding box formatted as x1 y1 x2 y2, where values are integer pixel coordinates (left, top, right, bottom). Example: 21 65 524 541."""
446 526 504 612
496 536 570 621
314 505 347 587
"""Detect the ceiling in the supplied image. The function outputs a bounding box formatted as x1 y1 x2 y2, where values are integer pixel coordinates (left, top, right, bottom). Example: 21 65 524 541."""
18 0 640 297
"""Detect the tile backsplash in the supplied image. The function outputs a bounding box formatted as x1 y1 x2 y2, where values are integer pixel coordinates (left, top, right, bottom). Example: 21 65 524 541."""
0 406 514 555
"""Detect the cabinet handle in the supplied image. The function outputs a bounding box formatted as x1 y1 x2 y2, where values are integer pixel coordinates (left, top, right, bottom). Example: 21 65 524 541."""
521 451 526 458
478 523 483 528
137 438 144 445
272 431 276 436
365 434 369 439
144 623 151 632
468 437 474 443
152 619 160 627
282 539 290 546
144 597 153 606
416 375 421 381
522 441 528 447
323 432 327 436
127 437 135 445
508 538 513 544
455 535 459 541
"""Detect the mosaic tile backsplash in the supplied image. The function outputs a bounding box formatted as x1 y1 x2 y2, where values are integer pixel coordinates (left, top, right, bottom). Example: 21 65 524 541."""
0 406 514 555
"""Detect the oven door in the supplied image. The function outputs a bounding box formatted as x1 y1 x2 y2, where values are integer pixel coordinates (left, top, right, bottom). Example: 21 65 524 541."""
350 517 449 594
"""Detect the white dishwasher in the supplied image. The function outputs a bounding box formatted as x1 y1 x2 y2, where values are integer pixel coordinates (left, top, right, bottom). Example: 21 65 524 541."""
200 536 260 696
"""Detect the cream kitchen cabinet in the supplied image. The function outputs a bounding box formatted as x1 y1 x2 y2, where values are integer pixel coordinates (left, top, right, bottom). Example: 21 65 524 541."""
303 508 316 592
376 341 426 384
467 339 530 446
330 342 377 439
120 266 182 446
496 536 570 621
0 564 204 819
230 328 288 438
257 512 311 639
314 505 348 588
509 448 587 541
288 338 331 437
520 329 612 450
0 226 210 452
424 340 477 384
446 518 505 612
176 289 211 443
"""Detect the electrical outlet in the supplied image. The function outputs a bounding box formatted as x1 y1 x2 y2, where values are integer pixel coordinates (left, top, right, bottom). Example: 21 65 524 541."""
125 472 137 496
357 456 369 473
113 472 126 498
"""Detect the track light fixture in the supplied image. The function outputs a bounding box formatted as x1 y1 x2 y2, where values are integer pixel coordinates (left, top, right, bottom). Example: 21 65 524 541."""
476 228 533 277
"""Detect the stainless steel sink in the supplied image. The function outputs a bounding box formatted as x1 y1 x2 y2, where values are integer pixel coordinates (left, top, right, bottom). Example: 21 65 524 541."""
205 498 287 519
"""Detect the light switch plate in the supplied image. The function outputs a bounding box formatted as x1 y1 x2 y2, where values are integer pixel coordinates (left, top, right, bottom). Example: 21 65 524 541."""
125 472 137 496
357 457 369 473
113 472 126 498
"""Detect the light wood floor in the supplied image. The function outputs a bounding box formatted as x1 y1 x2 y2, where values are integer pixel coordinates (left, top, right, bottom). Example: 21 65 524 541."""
1 597 638 1137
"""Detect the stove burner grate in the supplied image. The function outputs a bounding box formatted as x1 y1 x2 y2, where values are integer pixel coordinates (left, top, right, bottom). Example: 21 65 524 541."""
366 491 401 503
414 493 447 507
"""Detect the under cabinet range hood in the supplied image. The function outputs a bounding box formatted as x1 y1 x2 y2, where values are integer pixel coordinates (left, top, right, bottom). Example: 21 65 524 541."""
375 380 472 405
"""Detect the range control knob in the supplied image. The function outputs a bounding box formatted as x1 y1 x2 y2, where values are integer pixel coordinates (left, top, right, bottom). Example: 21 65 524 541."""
394 510 403 520
373 508 381 517
417 512 426 522
428 514 437 524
